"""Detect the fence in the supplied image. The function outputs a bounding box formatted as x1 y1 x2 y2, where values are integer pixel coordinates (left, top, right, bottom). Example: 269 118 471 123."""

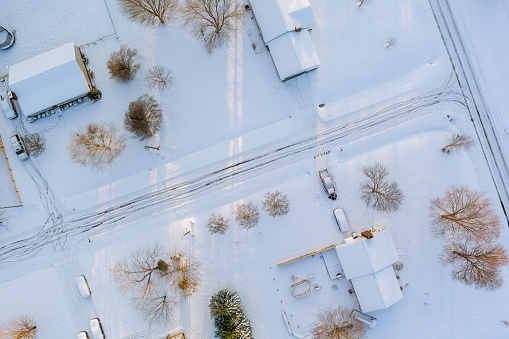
0 135 22 204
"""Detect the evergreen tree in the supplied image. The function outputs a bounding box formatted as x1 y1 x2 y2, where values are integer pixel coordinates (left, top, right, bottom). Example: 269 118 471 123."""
209 289 253 339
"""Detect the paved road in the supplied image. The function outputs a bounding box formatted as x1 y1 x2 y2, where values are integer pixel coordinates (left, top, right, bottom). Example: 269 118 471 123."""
429 0 509 222
0 74 464 263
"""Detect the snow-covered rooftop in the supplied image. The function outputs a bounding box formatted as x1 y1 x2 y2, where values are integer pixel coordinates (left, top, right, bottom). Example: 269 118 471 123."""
249 0 315 43
8 42 91 116
334 229 402 312
267 30 320 81
335 229 399 280
352 265 403 313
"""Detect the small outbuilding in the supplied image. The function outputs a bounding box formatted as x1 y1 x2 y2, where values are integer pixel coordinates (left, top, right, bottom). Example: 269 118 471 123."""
8 42 92 120
335 229 403 313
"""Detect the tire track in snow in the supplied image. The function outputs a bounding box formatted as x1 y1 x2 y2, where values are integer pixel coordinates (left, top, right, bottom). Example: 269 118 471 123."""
429 0 509 222
0 74 465 263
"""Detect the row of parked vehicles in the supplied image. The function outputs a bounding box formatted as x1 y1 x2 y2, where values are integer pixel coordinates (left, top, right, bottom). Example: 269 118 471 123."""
0 90 32 161
76 275 106 339
319 168 350 233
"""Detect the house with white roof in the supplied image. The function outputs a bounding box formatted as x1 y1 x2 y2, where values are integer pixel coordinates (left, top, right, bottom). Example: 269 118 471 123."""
8 42 92 121
249 0 316 43
249 0 320 81
335 229 403 313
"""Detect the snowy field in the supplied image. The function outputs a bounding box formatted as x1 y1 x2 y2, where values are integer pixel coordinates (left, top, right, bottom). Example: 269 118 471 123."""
1 0 509 338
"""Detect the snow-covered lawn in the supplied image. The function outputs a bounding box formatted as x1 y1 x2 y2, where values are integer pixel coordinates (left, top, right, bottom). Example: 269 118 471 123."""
69 108 509 338
1 0 509 338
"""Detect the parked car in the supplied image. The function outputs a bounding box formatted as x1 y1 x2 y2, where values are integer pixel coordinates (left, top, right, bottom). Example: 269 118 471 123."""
1 91 17 119
77 331 90 339
76 275 92 297
10 134 28 160
0 26 15 50
90 318 105 339
333 208 350 232
319 168 337 200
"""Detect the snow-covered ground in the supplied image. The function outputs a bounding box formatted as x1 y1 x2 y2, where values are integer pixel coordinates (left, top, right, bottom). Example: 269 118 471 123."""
1 0 509 338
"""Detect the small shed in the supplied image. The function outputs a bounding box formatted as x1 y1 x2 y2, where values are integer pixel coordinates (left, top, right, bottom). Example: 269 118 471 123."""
267 30 320 82
249 0 315 43
335 229 403 313
8 42 92 118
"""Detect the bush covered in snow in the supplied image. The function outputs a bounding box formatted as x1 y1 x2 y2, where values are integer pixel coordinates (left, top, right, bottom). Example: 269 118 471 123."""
107 45 140 83
124 95 163 141
262 191 290 217
235 202 260 229
23 133 46 158
207 213 230 235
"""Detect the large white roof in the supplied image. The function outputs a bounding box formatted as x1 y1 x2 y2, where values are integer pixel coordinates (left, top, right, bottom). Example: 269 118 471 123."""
267 30 320 81
335 229 399 280
351 265 403 313
250 0 315 43
9 42 90 116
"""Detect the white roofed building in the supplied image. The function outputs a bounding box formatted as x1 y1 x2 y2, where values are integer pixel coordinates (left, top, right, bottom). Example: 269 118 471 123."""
267 30 320 81
335 229 403 313
8 42 92 120
249 0 315 43
249 0 320 81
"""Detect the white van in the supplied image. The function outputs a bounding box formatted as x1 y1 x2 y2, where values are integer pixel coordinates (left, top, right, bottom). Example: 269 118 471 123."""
90 318 105 339
76 275 91 297
77 331 90 339
333 208 350 233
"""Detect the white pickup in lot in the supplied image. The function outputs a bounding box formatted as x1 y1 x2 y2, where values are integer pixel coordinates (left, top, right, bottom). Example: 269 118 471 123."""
10 134 28 160
333 208 350 233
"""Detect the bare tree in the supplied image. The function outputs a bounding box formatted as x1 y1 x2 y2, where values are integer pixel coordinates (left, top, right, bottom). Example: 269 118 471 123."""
0 315 37 339
68 122 126 170
118 0 178 26
312 306 367 339
262 191 290 217
429 185 501 242
111 244 170 299
385 37 398 49
146 65 173 91
124 95 163 141
107 45 141 83
442 133 475 154
442 241 508 291
23 133 46 158
360 162 403 212
207 213 230 234
235 202 260 229
133 291 177 324
180 0 244 52
357 0 371 7
111 244 200 324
